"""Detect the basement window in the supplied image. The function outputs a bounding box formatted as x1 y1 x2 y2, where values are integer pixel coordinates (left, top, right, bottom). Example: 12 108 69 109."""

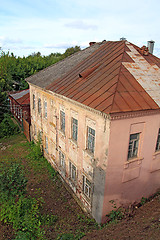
155 128 160 152
128 133 140 160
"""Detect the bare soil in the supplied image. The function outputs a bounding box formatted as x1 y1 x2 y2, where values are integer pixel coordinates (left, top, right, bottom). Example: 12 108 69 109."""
0 134 160 240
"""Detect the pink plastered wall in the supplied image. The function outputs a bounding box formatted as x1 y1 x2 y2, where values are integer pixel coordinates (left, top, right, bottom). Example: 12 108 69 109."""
102 112 160 223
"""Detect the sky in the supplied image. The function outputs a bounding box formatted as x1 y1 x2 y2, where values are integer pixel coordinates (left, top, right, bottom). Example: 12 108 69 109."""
0 0 160 57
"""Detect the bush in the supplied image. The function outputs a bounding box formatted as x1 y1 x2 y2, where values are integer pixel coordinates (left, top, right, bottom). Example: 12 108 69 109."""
0 113 20 138
0 162 45 239
0 163 27 202
0 196 44 239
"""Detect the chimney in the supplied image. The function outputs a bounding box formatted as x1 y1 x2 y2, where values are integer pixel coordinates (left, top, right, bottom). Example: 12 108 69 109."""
89 42 96 46
147 40 155 54
120 37 126 41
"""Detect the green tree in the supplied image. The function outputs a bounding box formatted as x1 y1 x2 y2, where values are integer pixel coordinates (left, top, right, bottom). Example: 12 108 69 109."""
62 46 81 58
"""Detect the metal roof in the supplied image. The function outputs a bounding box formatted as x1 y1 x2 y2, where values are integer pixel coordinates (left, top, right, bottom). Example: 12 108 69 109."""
9 89 29 100
9 89 30 105
27 42 105 88
27 41 160 114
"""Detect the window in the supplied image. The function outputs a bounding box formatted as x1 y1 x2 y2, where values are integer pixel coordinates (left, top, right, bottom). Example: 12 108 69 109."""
83 176 92 198
44 100 47 118
69 161 77 181
87 127 95 153
128 133 140 159
38 98 41 114
156 128 160 151
45 136 48 152
60 111 65 133
59 150 65 168
72 118 78 141
33 94 35 109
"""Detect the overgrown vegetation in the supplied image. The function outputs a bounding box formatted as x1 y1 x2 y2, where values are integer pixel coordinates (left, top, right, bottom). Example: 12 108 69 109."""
0 162 44 239
106 200 125 223
0 114 20 138
0 138 58 239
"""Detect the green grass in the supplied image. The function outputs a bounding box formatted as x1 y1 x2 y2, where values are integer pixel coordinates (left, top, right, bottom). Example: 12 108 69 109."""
0 134 99 240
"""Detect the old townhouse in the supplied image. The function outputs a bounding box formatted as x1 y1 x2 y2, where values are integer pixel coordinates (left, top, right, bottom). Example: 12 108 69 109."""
27 40 160 223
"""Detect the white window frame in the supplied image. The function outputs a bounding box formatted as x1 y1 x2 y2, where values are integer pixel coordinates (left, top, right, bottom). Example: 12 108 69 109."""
60 110 65 133
59 150 65 169
83 175 92 199
69 161 77 182
72 118 78 142
128 133 140 160
155 128 160 151
87 127 95 153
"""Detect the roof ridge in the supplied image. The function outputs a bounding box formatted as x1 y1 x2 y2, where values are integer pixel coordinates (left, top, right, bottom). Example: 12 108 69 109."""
27 42 104 81
110 41 126 112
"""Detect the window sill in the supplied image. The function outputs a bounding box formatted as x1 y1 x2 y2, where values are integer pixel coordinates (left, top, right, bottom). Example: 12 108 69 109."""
124 157 144 168
69 138 78 149
82 192 91 203
153 150 160 156
58 130 66 139
153 150 160 160
83 149 94 158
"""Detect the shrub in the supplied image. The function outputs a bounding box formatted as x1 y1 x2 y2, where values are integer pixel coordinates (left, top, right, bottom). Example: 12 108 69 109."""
0 163 27 202
0 196 44 239
0 113 20 138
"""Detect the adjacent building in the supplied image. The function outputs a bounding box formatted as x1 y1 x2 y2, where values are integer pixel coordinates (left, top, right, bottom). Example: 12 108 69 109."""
27 40 160 223
9 89 30 125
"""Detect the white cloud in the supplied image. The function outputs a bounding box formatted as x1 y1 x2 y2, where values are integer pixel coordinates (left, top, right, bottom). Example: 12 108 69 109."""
0 0 160 57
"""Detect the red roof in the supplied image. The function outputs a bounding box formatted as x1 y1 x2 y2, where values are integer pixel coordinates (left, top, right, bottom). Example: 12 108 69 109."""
46 41 160 114
17 92 30 105
9 89 30 105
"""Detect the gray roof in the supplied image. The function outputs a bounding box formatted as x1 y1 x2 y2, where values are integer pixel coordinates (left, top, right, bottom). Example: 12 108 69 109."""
9 89 29 100
26 42 106 88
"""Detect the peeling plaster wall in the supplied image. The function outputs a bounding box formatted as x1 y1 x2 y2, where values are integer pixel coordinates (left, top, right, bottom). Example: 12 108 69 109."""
29 84 110 223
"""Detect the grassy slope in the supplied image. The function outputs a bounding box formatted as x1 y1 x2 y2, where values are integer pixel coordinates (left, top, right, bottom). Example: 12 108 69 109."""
0 134 159 240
